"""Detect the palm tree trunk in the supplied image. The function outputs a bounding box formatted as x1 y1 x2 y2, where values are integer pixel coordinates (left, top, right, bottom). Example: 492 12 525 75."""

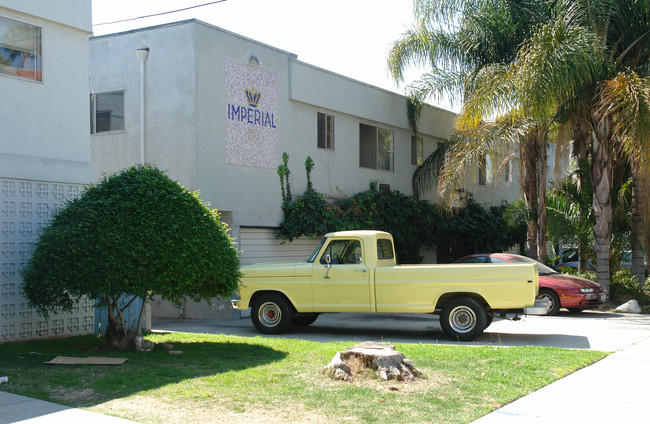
591 119 613 291
631 174 646 282
536 131 548 263
524 132 539 260
573 124 590 272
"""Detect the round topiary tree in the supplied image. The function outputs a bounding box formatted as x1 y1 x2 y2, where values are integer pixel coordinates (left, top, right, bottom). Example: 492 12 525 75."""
21 164 241 348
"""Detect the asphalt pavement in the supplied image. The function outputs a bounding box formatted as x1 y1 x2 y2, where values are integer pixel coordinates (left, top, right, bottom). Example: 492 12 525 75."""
2 311 650 423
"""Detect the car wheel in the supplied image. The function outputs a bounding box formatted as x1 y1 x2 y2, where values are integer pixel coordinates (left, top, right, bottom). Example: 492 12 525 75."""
537 289 561 315
251 293 293 334
292 314 319 327
440 297 487 341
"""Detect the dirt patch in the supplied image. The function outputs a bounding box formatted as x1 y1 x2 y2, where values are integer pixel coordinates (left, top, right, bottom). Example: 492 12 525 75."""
89 396 335 424
49 387 96 404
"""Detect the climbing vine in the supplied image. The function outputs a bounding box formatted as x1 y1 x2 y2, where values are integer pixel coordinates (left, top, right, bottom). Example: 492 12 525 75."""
277 153 523 263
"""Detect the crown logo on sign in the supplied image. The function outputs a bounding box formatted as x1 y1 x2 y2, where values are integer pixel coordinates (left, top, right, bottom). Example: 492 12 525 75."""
245 86 261 108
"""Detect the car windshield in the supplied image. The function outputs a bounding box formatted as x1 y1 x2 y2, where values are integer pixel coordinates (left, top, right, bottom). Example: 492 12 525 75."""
504 255 558 276
306 238 327 263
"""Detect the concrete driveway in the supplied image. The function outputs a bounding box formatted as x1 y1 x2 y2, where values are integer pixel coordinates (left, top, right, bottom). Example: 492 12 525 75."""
152 310 650 351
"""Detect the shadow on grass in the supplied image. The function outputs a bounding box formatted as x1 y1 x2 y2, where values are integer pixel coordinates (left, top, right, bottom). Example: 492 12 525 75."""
0 334 287 409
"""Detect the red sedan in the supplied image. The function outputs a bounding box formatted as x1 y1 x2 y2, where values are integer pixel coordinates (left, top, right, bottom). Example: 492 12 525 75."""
454 253 609 315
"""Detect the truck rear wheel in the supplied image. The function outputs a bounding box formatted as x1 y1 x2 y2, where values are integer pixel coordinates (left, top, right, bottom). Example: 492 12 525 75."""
440 297 487 341
251 293 293 334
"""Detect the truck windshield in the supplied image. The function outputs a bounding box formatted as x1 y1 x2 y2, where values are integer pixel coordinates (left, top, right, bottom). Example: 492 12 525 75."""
306 238 326 263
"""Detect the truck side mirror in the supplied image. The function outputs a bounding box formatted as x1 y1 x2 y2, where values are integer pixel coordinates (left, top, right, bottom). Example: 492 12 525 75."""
324 254 331 279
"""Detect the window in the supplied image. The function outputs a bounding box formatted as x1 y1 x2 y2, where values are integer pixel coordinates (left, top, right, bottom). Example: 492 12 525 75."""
317 112 335 150
359 123 394 171
478 153 493 185
377 239 394 260
320 239 362 265
411 136 423 165
0 17 42 81
378 183 390 192
90 90 125 133
505 159 513 182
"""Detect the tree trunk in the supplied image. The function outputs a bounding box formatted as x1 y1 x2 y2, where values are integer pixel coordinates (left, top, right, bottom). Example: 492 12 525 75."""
631 175 646 282
536 131 548 263
523 132 539 260
323 342 424 382
591 119 613 291
573 123 590 272
104 296 137 349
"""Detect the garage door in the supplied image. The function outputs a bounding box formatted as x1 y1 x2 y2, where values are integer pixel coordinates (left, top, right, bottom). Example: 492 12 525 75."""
239 227 322 265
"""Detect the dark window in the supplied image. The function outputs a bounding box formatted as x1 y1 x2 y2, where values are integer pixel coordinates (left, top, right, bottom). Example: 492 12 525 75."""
359 123 393 171
317 112 335 150
411 136 423 165
91 90 125 133
377 239 394 260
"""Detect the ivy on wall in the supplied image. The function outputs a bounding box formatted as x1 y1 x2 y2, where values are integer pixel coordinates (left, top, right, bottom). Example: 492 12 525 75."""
278 154 524 263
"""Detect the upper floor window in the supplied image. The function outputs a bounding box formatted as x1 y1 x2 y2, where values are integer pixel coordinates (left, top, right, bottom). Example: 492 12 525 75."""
505 159 513 182
91 90 125 134
0 17 42 81
411 136 423 165
478 153 493 186
317 112 335 150
359 123 394 171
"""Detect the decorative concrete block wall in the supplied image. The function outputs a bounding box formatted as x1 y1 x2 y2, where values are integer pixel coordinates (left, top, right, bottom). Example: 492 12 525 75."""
0 177 94 343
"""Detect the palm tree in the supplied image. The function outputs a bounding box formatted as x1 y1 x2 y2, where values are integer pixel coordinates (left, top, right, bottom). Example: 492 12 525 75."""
528 1 650 289
442 1 650 290
388 0 554 260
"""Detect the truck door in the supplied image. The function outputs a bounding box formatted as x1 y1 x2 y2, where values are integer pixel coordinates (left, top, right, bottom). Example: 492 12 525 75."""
312 238 371 312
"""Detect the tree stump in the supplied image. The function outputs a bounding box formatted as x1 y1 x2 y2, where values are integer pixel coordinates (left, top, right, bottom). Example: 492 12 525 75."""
323 342 424 382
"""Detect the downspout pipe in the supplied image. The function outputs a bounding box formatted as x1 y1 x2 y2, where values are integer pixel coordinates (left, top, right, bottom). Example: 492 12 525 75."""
136 47 149 165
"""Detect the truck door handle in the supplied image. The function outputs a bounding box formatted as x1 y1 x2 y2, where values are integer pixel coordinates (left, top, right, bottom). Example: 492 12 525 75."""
356 268 367 272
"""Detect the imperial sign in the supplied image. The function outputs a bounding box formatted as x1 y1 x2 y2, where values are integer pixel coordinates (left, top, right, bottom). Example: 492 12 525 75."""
225 59 279 169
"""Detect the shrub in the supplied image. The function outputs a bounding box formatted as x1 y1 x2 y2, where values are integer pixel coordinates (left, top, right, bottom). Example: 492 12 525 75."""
609 270 650 305
21 164 241 348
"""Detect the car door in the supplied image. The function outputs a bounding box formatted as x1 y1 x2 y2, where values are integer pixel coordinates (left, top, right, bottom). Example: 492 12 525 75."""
311 238 371 312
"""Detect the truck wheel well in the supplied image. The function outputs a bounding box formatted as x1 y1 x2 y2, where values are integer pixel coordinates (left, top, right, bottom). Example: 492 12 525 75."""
250 291 297 313
436 293 490 312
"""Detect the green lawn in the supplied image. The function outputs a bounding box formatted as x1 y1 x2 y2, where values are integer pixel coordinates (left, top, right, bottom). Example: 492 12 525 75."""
0 333 606 424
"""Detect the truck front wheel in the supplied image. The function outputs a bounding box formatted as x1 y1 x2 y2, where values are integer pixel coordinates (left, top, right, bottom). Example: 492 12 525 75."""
440 297 487 341
251 293 293 334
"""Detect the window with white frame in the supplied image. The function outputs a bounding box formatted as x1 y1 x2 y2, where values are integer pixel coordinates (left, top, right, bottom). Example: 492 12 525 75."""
0 16 42 81
90 90 125 134
359 123 393 171
411 136 423 165
317 112 335 150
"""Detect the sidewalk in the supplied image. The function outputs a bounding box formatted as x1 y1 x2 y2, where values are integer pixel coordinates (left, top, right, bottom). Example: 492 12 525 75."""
0 391 136 424
472 335 650 422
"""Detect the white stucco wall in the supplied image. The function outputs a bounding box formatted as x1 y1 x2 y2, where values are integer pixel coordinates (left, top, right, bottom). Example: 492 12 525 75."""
90 22 197 187
0 0 94 343
0 2 93 182
89 19 521 238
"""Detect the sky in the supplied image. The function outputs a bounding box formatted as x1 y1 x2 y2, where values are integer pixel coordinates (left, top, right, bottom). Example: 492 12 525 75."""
91 0 455 112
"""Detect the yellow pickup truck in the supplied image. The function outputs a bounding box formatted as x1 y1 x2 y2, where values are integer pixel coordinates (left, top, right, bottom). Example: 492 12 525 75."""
232 230 542 341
